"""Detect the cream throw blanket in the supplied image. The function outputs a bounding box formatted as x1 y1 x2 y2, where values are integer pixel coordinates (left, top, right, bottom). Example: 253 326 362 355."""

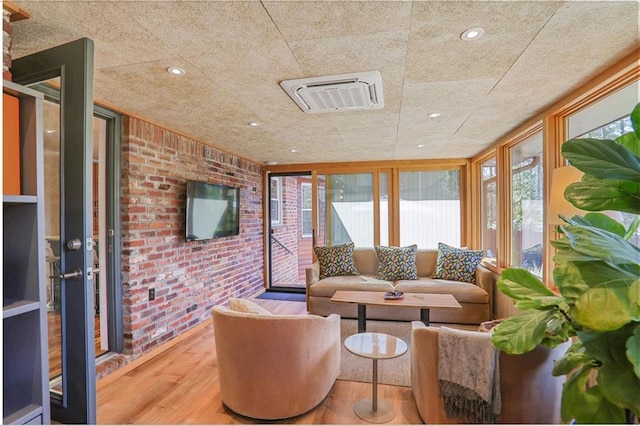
438 327 501 424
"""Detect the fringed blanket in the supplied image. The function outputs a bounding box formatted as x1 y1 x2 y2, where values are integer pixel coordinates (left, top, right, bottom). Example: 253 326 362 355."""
438 327 501 424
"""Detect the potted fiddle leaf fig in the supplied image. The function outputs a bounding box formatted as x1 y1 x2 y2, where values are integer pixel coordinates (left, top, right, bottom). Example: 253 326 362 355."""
491 102 640 423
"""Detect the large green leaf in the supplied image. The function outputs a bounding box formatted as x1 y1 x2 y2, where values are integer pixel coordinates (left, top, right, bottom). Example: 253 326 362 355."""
552 346 593 376
542 313 575 346
565 260 638 290
582 212 627 237
630 279 640 321
551 239 602 263
628 325 640 379
561 366 626 423
565 178 640 214
491 310 552 354
562 138 640 181
553 261 590 303
515 296 567 311
579 326 635 366
631 102 640 141
616 132 640 157
625 217 640 240
561 225 640 265
598 360 640 416
497 268 555 300
573 282 635 331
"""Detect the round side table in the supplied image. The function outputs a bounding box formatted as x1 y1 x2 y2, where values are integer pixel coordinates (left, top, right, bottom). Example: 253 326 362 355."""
344 332 408 423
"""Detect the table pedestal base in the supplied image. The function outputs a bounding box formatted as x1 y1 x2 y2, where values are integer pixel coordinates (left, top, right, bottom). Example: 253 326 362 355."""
354 398 395 423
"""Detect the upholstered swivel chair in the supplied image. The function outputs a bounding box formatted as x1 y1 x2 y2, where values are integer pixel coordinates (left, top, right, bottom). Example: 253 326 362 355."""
411 322 569 424
212 302 341 420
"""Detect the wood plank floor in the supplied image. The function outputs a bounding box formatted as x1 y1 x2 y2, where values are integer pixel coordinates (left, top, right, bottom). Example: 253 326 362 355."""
48 311 106 380
97 299 423 424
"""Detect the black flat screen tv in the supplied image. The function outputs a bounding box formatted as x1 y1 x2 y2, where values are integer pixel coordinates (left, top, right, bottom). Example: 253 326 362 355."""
185 180 240 241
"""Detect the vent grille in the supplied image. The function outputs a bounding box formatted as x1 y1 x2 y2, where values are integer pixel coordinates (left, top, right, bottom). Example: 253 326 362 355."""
280 71 384 113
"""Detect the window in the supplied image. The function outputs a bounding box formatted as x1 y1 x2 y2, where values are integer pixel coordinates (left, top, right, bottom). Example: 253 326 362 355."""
379 172 389 246
568 81 639 246
481 157 498 262
301 182 312 237
510 132 543 275
399 170 460 248
316 173 374 246
270 176 282 226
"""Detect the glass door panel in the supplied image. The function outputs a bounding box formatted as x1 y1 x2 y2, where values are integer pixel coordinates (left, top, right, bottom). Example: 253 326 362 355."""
13 37 97 424
268 173 313 290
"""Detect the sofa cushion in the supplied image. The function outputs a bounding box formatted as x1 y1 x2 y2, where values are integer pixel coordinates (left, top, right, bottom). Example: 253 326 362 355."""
308 275 395 297
314 242 359 280
415 249 438 277
395 279 489 304
432 243 484 284
352 247 380 276
228 298 273 315
375 244 418 280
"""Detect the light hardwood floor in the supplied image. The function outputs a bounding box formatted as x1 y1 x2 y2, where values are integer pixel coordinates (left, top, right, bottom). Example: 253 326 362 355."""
97 299 422 424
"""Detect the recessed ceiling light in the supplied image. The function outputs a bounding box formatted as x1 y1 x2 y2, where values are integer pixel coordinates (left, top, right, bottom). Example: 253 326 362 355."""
248 122 260 127
289 149 298 153
427 112 441 118
416 144 425 148
45 129 57 134
460 27 485 41
166 66 186 76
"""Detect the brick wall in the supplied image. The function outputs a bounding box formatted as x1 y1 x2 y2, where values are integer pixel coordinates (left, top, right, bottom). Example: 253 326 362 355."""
97 116 264 376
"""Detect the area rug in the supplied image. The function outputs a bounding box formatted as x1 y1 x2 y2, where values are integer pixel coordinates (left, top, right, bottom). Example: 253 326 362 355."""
255 292 306 302
338 319 412 387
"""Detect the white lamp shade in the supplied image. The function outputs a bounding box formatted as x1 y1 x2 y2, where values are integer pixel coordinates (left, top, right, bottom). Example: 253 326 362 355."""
547 166 585 226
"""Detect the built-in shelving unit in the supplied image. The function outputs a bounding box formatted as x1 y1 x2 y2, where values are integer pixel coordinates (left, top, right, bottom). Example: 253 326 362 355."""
3 80 50 425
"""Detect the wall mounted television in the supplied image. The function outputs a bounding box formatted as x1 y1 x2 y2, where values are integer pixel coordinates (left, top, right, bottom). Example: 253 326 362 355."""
185 180 240 241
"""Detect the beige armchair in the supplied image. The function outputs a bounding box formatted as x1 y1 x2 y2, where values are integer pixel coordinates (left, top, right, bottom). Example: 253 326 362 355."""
211 305 341 420
411 322 569 424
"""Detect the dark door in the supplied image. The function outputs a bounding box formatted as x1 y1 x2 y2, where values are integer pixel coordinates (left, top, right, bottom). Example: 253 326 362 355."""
12 38 97 424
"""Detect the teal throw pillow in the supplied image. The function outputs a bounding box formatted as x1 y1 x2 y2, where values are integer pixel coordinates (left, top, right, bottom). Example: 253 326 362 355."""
314 242 359 280
432 242 484 284
375 245 418 281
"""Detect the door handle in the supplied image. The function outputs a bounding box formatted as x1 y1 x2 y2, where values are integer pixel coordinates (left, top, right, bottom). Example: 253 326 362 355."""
60 268 83 280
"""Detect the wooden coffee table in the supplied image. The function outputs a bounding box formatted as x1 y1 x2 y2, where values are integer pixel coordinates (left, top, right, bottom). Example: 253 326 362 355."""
331 290 462 333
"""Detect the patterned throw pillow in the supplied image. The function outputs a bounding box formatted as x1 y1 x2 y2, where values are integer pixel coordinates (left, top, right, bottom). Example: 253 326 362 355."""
375 245 418 281
314 242 359 280
432 242 484 284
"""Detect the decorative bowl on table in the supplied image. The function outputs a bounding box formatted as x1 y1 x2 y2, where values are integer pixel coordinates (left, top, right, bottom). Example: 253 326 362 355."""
384 291 404 300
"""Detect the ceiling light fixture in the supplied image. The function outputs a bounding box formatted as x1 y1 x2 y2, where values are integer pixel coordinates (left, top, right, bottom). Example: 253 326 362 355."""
427 112 441 118
289 149 298 153
166 66 186 76
460 27 485 41
248 121 260 127
416 144 425 148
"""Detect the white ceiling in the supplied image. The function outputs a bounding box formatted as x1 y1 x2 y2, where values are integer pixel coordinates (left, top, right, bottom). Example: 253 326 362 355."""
10 1 639 165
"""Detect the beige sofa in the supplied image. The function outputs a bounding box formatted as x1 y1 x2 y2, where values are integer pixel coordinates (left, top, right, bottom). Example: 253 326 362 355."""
306 247 493 325
411 323 569 423
212 304 341 420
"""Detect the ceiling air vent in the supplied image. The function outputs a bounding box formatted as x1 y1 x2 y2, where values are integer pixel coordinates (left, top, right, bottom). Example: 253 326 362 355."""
280 71 384 113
